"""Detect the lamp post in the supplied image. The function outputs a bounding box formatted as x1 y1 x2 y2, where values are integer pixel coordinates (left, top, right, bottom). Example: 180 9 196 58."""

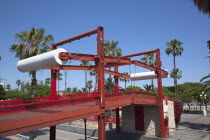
200 92 207 116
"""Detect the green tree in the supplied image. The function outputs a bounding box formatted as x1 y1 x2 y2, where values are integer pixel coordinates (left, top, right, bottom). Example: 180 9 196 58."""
143 84 152 92
207 40 210 52
0 85 5 100
4 90 30 99
16 80 21 90
104 40 122 57
193 0 210 16
170 68 182 80
119 72 130 89
125 86 144 91
36 85 50 97
89 68 97 90
104 40 122 93
5 84 11 91
162 86 174 100
10 27 53 98
140 53 156 91
45 78 50 86
165 39 184 96
86 80 93 92
56 73 63 93
80 60 90 87
105 77 114 93
200 74 210 93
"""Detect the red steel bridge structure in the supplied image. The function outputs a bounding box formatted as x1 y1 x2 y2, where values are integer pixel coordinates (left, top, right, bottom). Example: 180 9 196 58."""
0 27 169 140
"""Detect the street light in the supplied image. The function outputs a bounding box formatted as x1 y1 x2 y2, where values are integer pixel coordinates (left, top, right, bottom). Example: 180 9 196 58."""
200 91 207 116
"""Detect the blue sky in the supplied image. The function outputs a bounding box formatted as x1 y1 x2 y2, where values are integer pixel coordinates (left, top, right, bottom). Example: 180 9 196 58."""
0 0 209 90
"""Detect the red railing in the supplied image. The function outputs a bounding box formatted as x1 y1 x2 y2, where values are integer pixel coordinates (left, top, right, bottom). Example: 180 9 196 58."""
0 90 157 115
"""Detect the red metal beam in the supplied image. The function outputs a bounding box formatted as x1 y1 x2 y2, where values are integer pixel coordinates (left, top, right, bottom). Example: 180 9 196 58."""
105 63 129 68
132 60 168 75
119 49 157 58
52 28 98 48
96 26 106 140
59 53 98 61
104 70 130 79
114 67 120 132
156 49 165 138
46 65 96 70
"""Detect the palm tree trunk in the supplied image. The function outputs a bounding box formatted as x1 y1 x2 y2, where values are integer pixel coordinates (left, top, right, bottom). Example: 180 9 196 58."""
58 80 60 94
85 70 87 87
173 54 177 96
30 71 36 140
31 71 37 98
151 79 154 92
125 81 126 89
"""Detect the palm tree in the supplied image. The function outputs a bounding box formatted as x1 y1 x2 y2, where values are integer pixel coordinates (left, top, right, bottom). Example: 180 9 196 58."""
104 40 122 93
119 72 130 89
207 40 210 52
143 84 152 92
104 40 122 57
200 74 210 93
170 68 182 80
6 84 11 91
45 78 50 86
16 80 21 90
80 60 90 87
89 68 97 91
86 80 93 92
105 77 114 93
56 73 63 94
10 27 54 98
165 39 184 96
140 53 156 91
193 0 210 16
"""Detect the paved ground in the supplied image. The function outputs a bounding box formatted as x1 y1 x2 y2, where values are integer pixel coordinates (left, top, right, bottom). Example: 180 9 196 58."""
1 112 210 140
167 112 210 140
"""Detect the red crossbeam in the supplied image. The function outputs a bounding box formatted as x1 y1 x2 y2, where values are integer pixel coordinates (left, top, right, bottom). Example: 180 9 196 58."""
104 70 130 78
132 60 168 75
52 28 98 48
119 49 157 58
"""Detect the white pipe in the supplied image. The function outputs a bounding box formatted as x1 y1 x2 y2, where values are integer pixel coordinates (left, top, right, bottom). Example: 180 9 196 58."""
17 48 67 72
130 71 168 81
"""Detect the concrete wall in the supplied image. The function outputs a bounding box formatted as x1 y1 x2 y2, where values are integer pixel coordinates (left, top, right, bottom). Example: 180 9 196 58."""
121 100 175 137
144 105 160 137
121 105 137 133
167 101 176 135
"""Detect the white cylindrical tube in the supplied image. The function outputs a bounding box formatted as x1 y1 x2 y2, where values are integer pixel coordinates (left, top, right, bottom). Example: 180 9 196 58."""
130 71 168 81
17 48 67 72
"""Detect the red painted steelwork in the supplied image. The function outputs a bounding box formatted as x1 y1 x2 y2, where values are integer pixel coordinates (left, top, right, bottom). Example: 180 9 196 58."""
46 65 96 70
96 26 106 140
132 60 168 75
156 49 165 138
105 70 130 79
0 27 169 139
52 28 98 48
119 49 157 58
114 66 120 132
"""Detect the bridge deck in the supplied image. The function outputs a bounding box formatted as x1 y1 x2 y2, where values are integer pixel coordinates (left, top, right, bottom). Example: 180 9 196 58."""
0 91 157 136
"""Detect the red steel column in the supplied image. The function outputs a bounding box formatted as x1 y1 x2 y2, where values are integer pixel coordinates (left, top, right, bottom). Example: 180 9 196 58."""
97 26 106 140
156 49 165 138
51 70 57 100
84 118 87 140
114 66 120 132
50 69 57 140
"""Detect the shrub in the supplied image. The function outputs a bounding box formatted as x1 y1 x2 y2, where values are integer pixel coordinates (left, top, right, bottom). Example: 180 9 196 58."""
174 101 183 125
